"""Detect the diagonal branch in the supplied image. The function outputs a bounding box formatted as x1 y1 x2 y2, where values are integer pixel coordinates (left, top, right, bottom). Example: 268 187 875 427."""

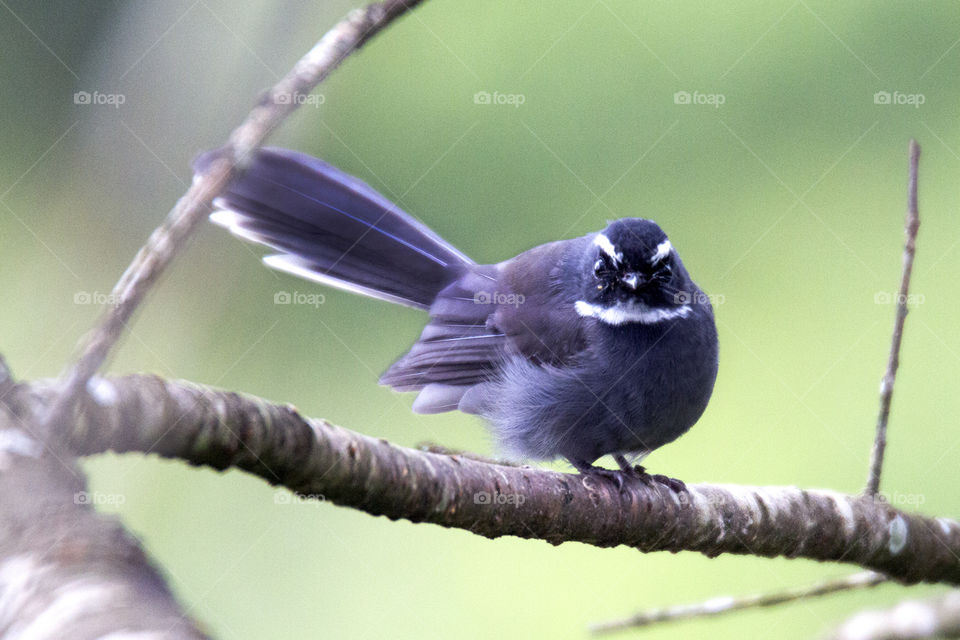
865 140 920 496
6 373 960 586
39 0 427 438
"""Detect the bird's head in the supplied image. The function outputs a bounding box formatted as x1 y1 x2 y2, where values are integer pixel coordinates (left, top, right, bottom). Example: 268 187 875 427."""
575 218 698 326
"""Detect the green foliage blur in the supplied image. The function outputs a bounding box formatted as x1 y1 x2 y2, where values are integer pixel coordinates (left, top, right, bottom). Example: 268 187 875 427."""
2 1 958 637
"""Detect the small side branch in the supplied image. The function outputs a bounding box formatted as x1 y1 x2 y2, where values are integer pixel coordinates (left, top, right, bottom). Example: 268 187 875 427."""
866 140 921 496
590 571 887 634
38 0 426 437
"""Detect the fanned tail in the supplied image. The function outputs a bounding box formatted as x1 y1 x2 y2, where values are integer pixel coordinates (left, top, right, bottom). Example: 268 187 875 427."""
195 147 473 309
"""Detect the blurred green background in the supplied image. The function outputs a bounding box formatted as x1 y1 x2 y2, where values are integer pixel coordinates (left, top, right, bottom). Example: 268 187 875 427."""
2 1 959 637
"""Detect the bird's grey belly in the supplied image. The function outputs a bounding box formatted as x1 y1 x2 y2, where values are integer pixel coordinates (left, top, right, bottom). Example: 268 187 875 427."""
465 361 698 464
464 322 716 464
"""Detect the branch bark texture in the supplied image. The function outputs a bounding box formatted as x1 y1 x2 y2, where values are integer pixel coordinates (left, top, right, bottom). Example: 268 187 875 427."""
8 374 960 587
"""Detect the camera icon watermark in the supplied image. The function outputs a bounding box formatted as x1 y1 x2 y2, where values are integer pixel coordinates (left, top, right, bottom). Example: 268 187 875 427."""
874 291 925 305
74 491 126 506
273 489 325 505
473 491 525 508
273 92 325 108
673 490 725 508
674 291 725 306
674 90 725 108
474 290 525 307
873 91 924 108
74 91 126 108
274 290 325 308
869 491 925 507
74 291 123 307
473 90 526 108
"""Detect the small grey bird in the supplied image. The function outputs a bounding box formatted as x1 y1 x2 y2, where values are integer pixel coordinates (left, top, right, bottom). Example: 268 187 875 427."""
197 148 719 486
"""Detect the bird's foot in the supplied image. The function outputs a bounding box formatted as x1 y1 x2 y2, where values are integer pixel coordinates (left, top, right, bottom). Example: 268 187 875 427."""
613 455 687 494
569 459 631 491
649 473 687 494
569 457 690 495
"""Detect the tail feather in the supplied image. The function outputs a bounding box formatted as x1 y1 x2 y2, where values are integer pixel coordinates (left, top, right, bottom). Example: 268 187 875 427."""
196 147 473 308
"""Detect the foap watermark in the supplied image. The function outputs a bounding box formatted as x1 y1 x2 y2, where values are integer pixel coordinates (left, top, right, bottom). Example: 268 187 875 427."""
674 291 725 306
473 491 525 508
675 491 728 508
874 291 925 305
674 90 725 108
873 91 924 108
74 91 125 108
274 290 325 308
474 290 525 307
473 90 525 108
274 92 325 108
74 491 126 506
870 491 926 507
74 291 123 306
273 489 326 505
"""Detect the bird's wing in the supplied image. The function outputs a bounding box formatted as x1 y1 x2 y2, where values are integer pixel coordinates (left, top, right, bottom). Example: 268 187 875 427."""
490 239 589 366
378 266 506 392
379 239 590 407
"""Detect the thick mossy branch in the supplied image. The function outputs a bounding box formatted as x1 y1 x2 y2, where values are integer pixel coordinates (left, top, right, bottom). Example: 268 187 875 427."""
7 374 960 586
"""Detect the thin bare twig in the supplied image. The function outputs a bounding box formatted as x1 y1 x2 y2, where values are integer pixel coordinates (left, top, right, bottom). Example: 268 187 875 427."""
590 571 887 634
866 140 920 496
38 0 426 437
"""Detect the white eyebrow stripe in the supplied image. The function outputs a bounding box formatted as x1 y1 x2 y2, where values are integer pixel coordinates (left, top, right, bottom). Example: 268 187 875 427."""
593 233 622 263
574 300 691 325
651 239 672 264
